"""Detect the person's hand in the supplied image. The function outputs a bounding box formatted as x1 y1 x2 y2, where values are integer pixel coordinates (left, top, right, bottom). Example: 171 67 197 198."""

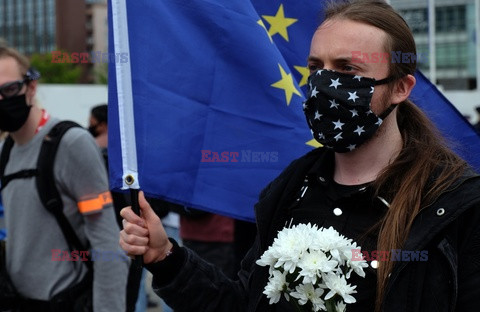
119 191 173 264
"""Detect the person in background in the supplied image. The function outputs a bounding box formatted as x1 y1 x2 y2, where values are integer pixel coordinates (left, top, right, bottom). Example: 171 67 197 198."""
88 104 108 156
119 1 480 311
179 208 236 279
0 46 128 311
88 104 146 312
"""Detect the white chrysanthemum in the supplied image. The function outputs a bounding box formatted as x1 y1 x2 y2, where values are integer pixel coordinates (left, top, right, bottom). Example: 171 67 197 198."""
256 249 278 274
270 223 317 273
290 283 326 312
336 301 347 312
343 246 368 278
297 249 338 284
313 227 353 256
258 224 366 310
323 272 358 304
263 270 288 304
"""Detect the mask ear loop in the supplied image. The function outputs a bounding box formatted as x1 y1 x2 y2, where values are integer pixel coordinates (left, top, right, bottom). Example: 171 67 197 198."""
379 104 398 120
373 75 406 119
374 75 397 86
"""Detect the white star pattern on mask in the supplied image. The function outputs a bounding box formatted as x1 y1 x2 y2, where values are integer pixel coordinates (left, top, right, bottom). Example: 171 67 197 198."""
370 86 374 94
354 125 365 136
329 78 342 89
318 132 325 139
353 75 362 81
303 102 308 109
334 132 343 141
311 86 319 98
347 144 356 151
314 111 322 120
376 118 383 126
316 70 324 75
366 109 373 115
329 99 339 109
333 119 345 130
350 109 359 117
347 91 359 102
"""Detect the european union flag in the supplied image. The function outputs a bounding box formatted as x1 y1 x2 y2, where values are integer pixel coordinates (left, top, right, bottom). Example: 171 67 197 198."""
108 0 480 221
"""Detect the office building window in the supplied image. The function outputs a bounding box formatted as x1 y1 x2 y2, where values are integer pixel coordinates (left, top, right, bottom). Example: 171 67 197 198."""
46 0 55 52
400 8 428 34
436 6 466 33
401 5 466 34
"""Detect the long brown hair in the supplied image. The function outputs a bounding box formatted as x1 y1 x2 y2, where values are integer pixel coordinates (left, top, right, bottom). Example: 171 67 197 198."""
323 1 468 311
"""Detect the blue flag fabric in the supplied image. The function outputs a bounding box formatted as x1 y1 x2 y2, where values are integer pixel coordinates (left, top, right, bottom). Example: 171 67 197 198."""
108 0 480 222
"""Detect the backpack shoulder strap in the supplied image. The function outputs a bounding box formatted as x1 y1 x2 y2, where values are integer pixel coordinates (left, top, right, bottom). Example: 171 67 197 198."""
36 120 81 215
36 121 93 270
0 136 15 190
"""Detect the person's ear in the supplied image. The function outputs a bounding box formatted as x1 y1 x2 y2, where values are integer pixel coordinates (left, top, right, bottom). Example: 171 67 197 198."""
25 80 38 105
390 74 415 104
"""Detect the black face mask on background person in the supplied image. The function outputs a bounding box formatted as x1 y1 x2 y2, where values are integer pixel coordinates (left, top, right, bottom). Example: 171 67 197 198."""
0 94 32 132
88 124 99 137
303 69 398 153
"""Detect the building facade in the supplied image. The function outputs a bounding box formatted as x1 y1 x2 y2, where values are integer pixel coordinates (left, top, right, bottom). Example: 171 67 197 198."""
391 0 476 90
0 0 107 82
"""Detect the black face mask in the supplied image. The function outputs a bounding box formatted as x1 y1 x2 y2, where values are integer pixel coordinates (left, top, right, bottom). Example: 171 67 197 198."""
0 94 32 132
303 69 397 153
88 124 99 137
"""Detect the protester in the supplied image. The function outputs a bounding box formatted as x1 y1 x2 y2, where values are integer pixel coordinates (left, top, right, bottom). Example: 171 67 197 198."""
0 46 128 311
180 209 236 279
88 104 108 156
88 103 148 312
119 1 480 311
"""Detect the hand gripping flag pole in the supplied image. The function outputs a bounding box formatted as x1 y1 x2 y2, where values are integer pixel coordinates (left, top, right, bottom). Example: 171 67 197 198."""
111 0 142 268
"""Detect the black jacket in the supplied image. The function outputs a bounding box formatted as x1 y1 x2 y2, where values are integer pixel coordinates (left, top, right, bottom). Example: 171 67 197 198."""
148 147 480 311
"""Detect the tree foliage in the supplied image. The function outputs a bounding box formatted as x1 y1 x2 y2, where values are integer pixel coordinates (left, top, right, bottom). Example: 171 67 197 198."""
29 51 83 84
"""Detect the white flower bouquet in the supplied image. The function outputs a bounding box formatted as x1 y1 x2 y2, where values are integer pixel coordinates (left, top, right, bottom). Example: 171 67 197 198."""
256 223 368 312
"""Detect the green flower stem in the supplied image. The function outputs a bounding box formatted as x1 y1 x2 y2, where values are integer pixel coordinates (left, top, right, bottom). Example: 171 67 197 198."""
325 298 337 312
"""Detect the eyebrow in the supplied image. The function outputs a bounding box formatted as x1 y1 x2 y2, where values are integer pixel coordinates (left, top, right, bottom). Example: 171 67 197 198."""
307 55 367 69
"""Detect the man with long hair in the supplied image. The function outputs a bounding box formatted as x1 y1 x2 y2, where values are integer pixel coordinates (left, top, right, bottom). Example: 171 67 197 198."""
119 1 480 310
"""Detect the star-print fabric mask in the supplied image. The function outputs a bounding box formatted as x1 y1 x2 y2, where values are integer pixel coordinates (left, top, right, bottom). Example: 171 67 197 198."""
303 69 397 153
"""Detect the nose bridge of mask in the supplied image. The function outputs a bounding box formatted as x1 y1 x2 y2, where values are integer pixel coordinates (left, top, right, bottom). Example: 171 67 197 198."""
307 69 376 108
374 75 396 86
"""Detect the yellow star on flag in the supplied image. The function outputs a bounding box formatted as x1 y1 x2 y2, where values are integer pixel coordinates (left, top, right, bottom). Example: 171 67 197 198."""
262 4 298 41
271 64 301 106
257 19 273 43
306 139 322 148
294 65 310 87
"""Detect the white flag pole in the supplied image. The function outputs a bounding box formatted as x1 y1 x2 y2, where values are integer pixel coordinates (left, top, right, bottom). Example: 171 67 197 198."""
111 0 143 267
428 0 437 85
476 0 480 89
111 0 139 190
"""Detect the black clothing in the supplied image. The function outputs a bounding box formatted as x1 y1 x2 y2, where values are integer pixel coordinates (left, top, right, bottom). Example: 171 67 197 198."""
146 148 480 311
